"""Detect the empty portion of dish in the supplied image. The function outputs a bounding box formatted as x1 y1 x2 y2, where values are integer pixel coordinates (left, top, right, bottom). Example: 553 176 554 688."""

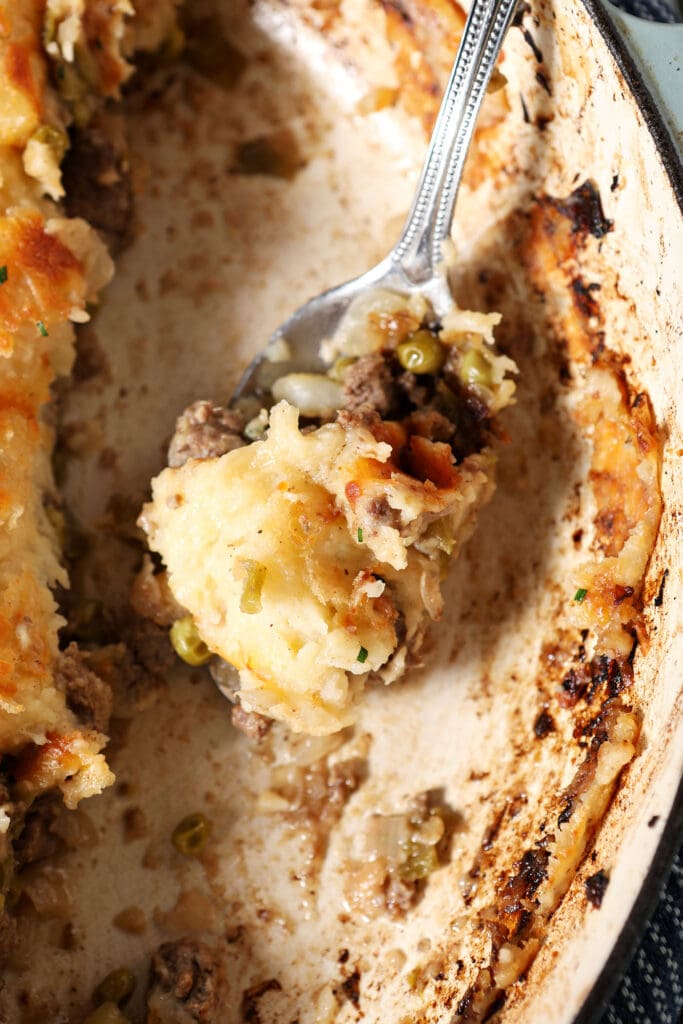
140 293 517 733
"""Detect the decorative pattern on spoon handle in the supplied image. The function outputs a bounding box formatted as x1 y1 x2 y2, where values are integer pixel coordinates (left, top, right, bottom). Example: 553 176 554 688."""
392 0 519 286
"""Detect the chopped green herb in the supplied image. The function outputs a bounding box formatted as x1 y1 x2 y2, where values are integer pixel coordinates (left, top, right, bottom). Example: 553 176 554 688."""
239 560 267 614
574 588 588 603
37 321 48 337
357 646 368 664
0 266 7 285
357 528 363 543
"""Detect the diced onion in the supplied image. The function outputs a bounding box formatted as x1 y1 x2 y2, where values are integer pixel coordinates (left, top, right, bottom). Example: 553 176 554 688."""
271 374 343 418
22 867 71 918
363 813 410 861
265 336 292 362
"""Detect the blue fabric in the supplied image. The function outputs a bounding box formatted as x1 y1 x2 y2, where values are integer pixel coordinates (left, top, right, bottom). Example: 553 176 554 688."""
597 844 683 1024
609 0 682 22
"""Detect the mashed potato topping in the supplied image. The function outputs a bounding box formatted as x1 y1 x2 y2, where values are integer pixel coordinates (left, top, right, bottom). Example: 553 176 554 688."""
142 294 517 733
0 1 115 809
0 0 180 821
142 401 496 733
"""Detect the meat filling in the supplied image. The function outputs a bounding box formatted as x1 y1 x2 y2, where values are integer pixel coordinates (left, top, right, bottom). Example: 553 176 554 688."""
168 401 246 467
62 121 134 254
55 644 113 734
140 294 516 733
146 938 224 1024
340 347 490 459
342 351 399 417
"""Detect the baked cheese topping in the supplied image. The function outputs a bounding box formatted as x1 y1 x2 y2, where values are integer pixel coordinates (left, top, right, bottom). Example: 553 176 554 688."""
142 294 517 734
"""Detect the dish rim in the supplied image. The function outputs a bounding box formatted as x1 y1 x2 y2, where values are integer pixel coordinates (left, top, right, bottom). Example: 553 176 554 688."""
575 779 683 1023
583 0 683 207
570 1 682 1017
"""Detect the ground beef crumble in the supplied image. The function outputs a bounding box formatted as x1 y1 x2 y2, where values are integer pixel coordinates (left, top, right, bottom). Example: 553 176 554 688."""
62 119 133 254
168 401 246 468
263 756 366 882
337 346 489 462
408 408 456 442
13 795 62 867
121 618 175 679
230 704 271 740
55 643 113 733
343 352 398 417
147 938 224 1023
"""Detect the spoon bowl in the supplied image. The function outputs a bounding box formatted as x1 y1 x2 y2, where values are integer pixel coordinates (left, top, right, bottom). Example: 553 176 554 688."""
232 0 519 404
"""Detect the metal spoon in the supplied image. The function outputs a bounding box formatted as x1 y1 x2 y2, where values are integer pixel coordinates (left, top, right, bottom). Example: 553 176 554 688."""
233 0 519 403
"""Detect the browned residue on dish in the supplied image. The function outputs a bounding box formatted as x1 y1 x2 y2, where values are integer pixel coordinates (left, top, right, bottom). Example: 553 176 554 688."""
524 185 662 657
380 0 510 181
409 183 662 1021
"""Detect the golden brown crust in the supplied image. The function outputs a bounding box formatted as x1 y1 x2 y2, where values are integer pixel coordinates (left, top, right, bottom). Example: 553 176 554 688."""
421 183 663 1021
0 1 46 146
0 210 83 351
0 2 114 818
523 185 662 656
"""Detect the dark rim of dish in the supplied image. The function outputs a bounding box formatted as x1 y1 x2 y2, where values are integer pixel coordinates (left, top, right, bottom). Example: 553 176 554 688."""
574 7 682 1015
575 777 683 1023
583 0 683 211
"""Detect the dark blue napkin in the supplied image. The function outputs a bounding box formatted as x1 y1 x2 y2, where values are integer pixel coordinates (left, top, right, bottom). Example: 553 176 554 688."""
609 0 682 21
597 844 683 1024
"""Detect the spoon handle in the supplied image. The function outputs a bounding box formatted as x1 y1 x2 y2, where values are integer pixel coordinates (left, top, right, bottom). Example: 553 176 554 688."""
391 0 519 288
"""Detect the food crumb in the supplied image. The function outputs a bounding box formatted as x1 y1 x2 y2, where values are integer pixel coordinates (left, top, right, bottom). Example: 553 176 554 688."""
339 968 361 1006
113 906 147 934
584 869 609 908
123 806 148 842
533 708 555 738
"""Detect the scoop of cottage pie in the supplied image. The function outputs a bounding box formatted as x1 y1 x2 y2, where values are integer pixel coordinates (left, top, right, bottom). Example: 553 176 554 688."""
140 293 516 734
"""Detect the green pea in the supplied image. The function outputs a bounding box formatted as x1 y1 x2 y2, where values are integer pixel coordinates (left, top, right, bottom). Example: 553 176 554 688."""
231 132 303 180
83 1002 130 1024
93 968 136 1007
328 356 356 382
459 347 493 389
396 330 446 375
170 617 212 666
239 561 267 615
172 812 212 856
